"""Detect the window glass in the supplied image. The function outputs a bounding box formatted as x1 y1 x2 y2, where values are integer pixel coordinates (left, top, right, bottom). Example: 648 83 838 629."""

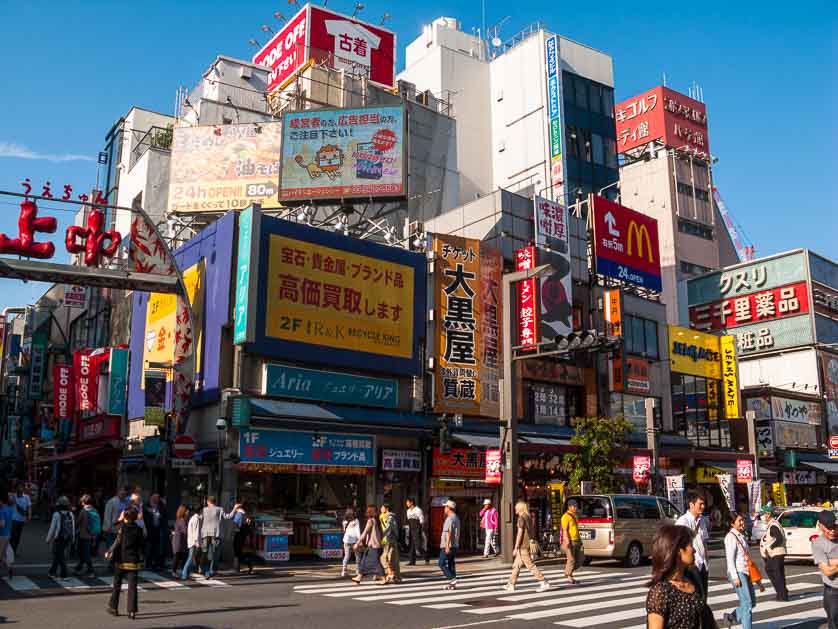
614 497 637 520
602 88 615 118
592 133 605 165
632 317 644 355
575 76 588 109
645 319 658 359
590 84 602 114
660 500 681 519
567 125 579 159
572 496 612 519
604 138 618 168
583 129 592 162
637 498 662 520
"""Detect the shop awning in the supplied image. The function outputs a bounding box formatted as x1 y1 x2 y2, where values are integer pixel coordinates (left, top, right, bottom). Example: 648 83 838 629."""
452 432 499 448
249 399 434 434
802 461 838 474
522 436 572 446
37 444 111 464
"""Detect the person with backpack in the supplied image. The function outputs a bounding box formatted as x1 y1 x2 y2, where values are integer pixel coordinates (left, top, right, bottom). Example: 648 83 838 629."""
232 502 256 575
75 494 101 577
46 495 74 579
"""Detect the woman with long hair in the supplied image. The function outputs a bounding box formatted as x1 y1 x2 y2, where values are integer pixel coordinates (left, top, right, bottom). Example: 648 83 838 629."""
646 524 709 629
171 505 189 579
352 505 385 585
504 501 550 593
341 507 361 578
106 507 144 619
723 512 756 629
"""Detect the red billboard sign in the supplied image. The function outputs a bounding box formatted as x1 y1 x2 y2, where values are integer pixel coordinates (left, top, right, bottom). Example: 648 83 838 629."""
53 363 74 420
615 86 710 156
485 448 502 484
73 349 97 413
253 5 397 93
516 246 538 348
591 195 662 292
633 455 651 483
432 447 486 478
736 459 753 484
689 281 810 332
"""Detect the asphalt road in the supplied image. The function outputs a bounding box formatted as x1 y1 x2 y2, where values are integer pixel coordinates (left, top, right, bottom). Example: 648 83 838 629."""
0 550 829 629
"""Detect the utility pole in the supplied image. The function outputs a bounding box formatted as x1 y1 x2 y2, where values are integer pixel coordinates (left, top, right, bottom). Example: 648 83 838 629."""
645 398 659 495
746 409 759 481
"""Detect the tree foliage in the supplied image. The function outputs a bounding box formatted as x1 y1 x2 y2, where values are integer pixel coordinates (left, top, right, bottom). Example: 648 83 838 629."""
561 415 634 494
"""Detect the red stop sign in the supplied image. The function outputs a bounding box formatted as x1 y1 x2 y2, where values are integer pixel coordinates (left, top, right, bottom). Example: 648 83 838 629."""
830 436 838 450
173 435 196 459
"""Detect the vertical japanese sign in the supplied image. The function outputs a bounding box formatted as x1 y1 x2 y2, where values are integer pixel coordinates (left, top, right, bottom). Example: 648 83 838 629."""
107 348 129 416
434 235 482 415
143 371 167 427
748 480 762 515
28 331 47 400
74 349 97 413
717 473 735 512
821 353 838 439
233 207 254 344
666 475 685 513
516 246 538 349
605 289 623 392
548 481 567 532
771 481 787 508
534 195 573 340
720 335 740 419
480 247 502 418
544 35 565 202
52 363 74 420
736 459 753 484
485 448 502 484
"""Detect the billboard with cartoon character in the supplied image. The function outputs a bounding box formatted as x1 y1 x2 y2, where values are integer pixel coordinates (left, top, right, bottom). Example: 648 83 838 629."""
279 105 407 203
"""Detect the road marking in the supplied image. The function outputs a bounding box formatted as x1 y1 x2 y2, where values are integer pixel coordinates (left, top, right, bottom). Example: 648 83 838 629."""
753 607 826 628
191 577 230 587
97 576 147 592
2 576 38 591
57 577 92 589
139 571 184 589
425 603 471 609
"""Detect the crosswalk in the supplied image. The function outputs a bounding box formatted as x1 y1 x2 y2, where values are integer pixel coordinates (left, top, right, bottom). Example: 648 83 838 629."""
0 571 231 598
293 566 828 629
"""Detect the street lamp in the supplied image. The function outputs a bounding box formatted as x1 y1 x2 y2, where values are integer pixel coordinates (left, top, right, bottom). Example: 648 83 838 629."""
500 263 552 564
216 418 227 500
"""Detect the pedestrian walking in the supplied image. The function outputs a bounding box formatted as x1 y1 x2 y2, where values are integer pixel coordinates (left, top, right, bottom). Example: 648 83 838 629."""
352 505 385 584
0 494 14 577
676 492 710 599
103 487 129 547
561 499 584 585
341 507 361 577
46 496 74 579
380 503 402 584
723 512 756 629
233 504 256 575
480 498 499 558
438 499 460 590
9 483 31 555
646 524 713 628
142 493 166 571
504 501 550 593
74 494 101 577
171 505 189 579
181 508 202 580
200 496 239 578
812 510 838 628
106 507 144 619
758 506 788 602
405 498 425 566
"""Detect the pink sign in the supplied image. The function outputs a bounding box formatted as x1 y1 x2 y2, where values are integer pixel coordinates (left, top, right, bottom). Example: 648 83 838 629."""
736 459 753 484
485 448 502 485
633 455 651 483
516 247 537 349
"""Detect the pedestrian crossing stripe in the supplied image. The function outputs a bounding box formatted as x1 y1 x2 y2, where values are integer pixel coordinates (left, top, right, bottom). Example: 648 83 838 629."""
293 567 827 629
0 572 232 596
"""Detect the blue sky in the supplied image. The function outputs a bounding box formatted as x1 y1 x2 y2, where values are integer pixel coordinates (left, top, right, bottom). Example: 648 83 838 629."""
0 1 835 312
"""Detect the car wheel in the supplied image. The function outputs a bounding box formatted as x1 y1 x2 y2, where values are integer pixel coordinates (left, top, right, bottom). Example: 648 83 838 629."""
624 542 643 568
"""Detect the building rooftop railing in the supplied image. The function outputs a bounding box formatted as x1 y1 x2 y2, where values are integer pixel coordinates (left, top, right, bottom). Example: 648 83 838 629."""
129 125 172 170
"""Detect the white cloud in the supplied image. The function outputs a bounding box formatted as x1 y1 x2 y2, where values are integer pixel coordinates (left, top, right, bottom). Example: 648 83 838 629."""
0 141 93 162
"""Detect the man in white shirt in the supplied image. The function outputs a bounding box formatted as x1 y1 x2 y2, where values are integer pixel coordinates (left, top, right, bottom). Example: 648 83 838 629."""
675 492 709 599
405 498 426 565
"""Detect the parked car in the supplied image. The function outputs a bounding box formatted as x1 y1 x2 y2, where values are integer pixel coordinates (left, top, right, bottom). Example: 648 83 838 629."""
778 507 834 559
568 494 681 568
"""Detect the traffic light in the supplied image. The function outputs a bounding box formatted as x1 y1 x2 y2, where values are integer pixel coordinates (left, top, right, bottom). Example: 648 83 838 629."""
439 415 452 454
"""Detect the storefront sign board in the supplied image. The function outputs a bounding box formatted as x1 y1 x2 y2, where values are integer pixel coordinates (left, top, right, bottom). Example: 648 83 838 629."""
239 429 375 468
666 475 685 513
720 335 740 419
770 395 823 425
263 363 397 408
771 482 787 507
783 470 816 485
633 455 651 483
548 481 566 532
381 448 421 472
669 325 721 379
485 448 502 484
432 447 486 478
736 459 753 484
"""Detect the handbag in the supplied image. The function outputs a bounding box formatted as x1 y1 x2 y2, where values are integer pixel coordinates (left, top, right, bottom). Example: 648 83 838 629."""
735 533 763 583
528 538 542 558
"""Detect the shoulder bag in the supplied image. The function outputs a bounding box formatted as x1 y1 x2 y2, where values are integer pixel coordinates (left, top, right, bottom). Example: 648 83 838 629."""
735 533 763 583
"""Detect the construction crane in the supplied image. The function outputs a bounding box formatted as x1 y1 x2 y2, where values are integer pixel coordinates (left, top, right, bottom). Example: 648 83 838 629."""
713 186 755 262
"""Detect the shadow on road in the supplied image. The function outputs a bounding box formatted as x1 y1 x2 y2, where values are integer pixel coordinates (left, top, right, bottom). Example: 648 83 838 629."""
135 603 299 620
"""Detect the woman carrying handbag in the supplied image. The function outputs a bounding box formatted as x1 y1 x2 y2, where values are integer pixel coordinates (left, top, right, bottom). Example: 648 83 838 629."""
105 508 144 619
352 505 385 585
723 512 759 629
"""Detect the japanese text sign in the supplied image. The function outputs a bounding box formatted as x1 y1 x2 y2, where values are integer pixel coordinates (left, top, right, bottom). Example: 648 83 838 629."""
625 357 651 394
240 428 375 468
516 246 538 349
432 447 486 478
531 382 566 425
591 194 662 292
770 396 822 425
381 448 421 472
534 195 569 250
28 331 47 400
822 353 838 438
74 349 97 413
720 335 740 419
252 6 309 92
279 106 406 202
669 325 721 379
615 86 710 155
604 289 622 336
107 348 129 417
736 459 753 484
234 207 255 344
689 282 810 332
544 35 565 201
53 363 74 420
633 455 651 483
485 448 502 484
479 246 503 418
168 122 282 214
535 195 573 340
729 316 814 356
263 363 397 408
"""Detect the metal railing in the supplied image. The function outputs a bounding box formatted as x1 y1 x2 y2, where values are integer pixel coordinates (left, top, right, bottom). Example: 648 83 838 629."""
130 125 173 170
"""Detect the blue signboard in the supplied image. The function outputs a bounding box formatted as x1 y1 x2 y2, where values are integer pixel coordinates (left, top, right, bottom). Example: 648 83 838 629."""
234 207 254 344
263 364 398 408
239 429 375 468
107 348 129 416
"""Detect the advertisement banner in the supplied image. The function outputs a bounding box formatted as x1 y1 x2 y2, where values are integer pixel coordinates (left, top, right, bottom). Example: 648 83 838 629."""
633 455 652 483
479 246 503 418
544 35 565 200
64 285 87 308
591 195 662 292
720 335 740 419
548 481 567 531
143 371 166 427
826 352 838 438
53 363 74 420
262 363 397 408
240 429 375 468
689 281 810 332
748 480 762 515
279 106 406 202
736 459 753 484
434 235 483 415
234 207 255 344
717 473 735 512
381 449 421 472
107 348 129 416
432 447 486 478
625 357 651 394
666 475 685 513
770 396 823 425
534 196 573 340
669 325 722 379
168 123 282 213
74 349 97 413
829 435 838 460
516 246 538 349
252 5 309 92
485 448 502 485
28 331 48 400
604 289 622 336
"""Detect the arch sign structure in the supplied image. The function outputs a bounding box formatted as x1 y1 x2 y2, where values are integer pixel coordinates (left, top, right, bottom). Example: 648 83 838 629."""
0 185 195 434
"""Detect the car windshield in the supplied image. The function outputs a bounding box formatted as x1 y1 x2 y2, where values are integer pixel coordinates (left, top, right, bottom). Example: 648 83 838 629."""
570 496 612 519
779 510 820 528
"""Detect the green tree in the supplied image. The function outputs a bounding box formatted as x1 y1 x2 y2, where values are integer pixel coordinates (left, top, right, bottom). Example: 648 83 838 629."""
561 415 634 494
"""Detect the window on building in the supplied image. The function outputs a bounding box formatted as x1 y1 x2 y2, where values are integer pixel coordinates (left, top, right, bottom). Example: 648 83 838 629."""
602 87 615 118
680 260 712 276
590 84 602 114
678 218 714 240
677 181 694 197
671 373 731 448
567 124 580 159
582 129 592 162
695 187 710 203
623 314 659 359
604 138 618 168
592 133 605 165
575 76 588 109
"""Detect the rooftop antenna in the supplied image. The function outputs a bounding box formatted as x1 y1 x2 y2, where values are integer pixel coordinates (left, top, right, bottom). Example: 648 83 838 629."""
662 71 667 87
380 12 391 25
352 2 364 18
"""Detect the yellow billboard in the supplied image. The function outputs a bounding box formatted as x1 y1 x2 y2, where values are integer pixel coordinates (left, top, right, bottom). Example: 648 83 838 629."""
721 335 740 419
669 325 721 379
265 234 415 358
